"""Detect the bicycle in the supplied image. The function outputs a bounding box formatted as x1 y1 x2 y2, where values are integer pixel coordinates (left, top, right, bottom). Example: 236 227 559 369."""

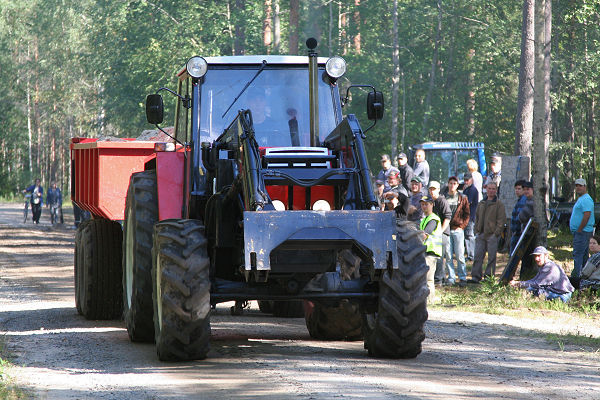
23 194 31 223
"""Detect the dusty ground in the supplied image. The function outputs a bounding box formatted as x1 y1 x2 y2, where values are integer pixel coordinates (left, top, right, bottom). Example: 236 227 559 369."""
0 202 599 399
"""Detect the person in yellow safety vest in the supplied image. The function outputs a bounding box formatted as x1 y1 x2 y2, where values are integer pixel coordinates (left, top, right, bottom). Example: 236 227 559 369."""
419 195 443 303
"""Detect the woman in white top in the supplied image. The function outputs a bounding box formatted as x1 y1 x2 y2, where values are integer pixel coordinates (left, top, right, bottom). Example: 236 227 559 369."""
466 159 483 201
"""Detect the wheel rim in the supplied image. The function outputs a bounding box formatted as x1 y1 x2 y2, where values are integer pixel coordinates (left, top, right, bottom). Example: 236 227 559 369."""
125 207 134 309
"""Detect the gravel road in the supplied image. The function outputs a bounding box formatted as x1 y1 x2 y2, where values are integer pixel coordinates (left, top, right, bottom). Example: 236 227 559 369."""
0 203 599 399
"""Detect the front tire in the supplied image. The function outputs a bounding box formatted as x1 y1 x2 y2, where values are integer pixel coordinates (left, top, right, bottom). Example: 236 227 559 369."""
362 221 429 358
152 220 211 361
123 171 158 342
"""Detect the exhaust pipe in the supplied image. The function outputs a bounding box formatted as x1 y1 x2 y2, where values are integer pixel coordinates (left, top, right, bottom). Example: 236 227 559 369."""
307 38 319 147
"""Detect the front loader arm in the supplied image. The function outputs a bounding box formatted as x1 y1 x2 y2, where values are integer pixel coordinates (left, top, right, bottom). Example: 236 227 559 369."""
214 109 270 211
323 115 378 210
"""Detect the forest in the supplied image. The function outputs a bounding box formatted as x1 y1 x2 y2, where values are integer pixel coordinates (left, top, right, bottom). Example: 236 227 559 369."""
1 0 599 202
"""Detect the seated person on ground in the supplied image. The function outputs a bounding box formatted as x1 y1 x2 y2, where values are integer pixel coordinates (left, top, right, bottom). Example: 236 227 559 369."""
509 246 575 303
580 234 600 290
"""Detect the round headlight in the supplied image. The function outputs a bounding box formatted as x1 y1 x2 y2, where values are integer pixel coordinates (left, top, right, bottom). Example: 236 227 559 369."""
312 200 331 211
272 200 286 211
186 56 208 78
326 56 346 79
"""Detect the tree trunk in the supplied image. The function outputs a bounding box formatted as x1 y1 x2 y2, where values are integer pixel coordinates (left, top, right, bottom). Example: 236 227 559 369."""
234 0 246 55
273 0 280 53
263 0 272 53
562 2 576 200
339 3 348 55
390 0 399 160
226 1 235 55
353 0 361 54
401 69 406 151
465 48 476 138
515 0 535 157
289 0 299 54
421 0 442 138
532 0 551 251
26 77 33 178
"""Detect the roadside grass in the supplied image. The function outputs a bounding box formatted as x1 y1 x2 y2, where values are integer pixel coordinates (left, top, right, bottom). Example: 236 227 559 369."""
545 332 600 353
0 338 29 399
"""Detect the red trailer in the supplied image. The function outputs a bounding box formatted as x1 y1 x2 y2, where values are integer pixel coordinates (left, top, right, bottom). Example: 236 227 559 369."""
71 137 187 320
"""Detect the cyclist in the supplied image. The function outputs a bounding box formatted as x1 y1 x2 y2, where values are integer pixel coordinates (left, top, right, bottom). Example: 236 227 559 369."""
23 179 43 224
46 182 63 225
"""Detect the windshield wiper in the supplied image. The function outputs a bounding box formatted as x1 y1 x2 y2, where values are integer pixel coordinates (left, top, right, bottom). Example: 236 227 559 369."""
221 60 268 119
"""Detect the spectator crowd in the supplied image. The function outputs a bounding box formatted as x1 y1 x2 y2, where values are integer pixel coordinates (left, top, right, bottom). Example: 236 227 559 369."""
376 151 597 304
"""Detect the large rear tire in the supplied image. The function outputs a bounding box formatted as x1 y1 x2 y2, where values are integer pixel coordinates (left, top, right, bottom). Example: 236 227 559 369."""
304 249 363 340
362 221 429 358
74 219 92 315
123 171 158 342
152 220 211 361
76 219 123 320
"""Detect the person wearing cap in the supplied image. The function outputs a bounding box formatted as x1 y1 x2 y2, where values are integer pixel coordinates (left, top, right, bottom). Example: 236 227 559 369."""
509 246 574 303
469 181 506 283
419 195 442 302
509 180 528 254
407 176 425 223
429 180 452 286
444 176 470 286
383 172 409 218
377 154 399 192
396 152 414 193
413 149 430 187
517 180 537 279
570 178 595 285
466 159 483 201
483 156 502 196
462 172 479 261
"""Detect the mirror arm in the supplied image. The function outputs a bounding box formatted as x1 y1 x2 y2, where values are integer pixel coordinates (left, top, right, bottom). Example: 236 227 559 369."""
156 87 191 109
342 84 376 107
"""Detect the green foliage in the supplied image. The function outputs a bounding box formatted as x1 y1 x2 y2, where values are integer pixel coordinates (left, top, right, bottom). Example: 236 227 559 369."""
0 339 29 399
0 0 598 197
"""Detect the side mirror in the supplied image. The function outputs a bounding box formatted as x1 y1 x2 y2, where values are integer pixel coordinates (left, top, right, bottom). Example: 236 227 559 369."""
146 94 164 124
367 91 384 121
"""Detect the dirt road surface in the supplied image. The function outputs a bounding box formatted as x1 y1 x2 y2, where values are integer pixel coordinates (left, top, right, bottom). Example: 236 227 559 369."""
1 202 599 399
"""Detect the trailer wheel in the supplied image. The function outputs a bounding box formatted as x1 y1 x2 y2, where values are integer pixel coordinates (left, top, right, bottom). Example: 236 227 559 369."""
123 171 158 342
304 250 363 340
152 219 211 361
74 219 92 315
272 301 304 317
77 219 123 320
362 221 429 358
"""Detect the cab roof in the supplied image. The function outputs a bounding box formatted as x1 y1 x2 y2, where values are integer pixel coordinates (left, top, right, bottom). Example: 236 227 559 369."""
177 55 329 77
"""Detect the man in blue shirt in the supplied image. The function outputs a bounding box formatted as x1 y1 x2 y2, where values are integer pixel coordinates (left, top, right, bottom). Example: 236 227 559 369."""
570 178 595 284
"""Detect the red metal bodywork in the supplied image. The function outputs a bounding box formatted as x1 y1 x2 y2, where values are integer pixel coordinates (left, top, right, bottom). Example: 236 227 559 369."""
70 138 186 221
266 185 335 210
155 151 186 220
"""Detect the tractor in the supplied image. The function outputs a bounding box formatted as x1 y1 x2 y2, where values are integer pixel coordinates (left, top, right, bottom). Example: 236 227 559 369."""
72 39 429 361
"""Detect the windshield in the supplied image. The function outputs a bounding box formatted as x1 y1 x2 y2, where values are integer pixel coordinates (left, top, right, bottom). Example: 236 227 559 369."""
425 149 480 182
199 67 338 147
